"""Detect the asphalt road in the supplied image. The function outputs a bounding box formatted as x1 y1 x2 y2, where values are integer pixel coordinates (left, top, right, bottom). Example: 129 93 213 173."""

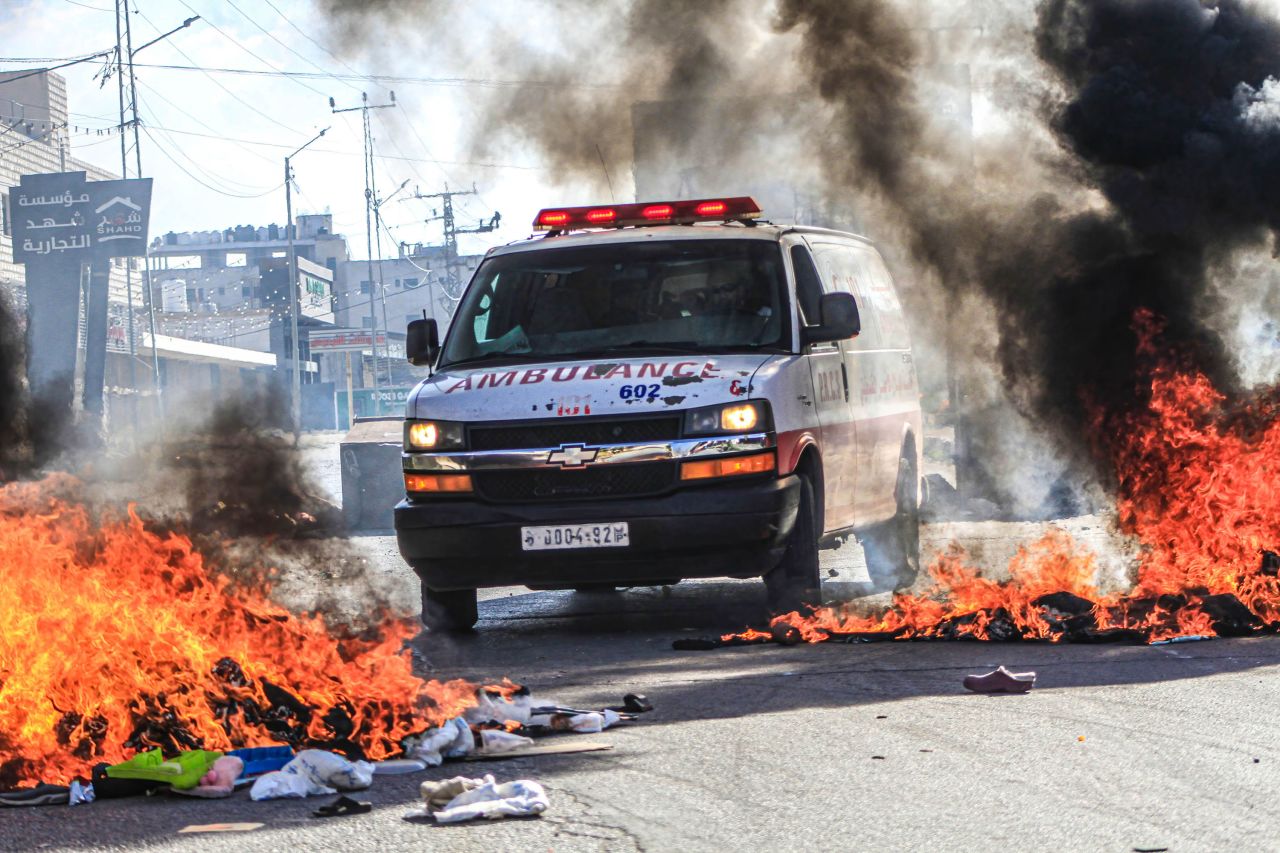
7 577 1280 852
5 435 1278 851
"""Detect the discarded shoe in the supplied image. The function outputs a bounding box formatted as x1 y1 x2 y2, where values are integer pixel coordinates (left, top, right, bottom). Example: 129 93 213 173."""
106 749 223 790
623 693 653 713
312 795 372 818
0 783 70 807
963 666 1035 693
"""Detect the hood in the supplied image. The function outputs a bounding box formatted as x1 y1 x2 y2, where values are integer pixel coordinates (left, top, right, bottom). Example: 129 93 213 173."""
408 354 775 422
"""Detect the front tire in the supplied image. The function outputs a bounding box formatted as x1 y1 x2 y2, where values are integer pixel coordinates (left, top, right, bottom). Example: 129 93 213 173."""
420 585 478 632
765 475 821 614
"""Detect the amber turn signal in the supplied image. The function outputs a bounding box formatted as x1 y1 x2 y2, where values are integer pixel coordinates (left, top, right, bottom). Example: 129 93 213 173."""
680 451 775 481
405 473 473 493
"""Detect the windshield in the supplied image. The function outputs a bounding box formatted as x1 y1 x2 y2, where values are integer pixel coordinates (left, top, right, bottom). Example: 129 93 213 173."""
439 239 789 367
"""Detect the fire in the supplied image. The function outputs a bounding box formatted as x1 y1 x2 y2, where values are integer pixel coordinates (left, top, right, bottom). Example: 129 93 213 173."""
732 309 1280 647
0 474 476 788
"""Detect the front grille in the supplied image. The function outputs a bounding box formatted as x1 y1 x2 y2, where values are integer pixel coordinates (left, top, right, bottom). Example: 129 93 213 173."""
468 417 680 451
472 462 676 503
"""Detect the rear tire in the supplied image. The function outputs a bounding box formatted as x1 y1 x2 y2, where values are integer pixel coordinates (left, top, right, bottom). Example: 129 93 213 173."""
420 585 478 632
861 449 921 590
765 475 821 614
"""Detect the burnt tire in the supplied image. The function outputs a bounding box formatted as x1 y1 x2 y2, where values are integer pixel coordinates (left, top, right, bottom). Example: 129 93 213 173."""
420 585 478 632
861 450 921 590
765 475 821 614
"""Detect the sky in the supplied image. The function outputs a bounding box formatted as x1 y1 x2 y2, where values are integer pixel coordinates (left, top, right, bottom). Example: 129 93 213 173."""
0 0 589 259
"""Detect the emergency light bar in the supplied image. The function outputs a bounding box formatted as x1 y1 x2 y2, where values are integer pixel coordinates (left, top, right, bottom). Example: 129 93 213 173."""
533 196 762 231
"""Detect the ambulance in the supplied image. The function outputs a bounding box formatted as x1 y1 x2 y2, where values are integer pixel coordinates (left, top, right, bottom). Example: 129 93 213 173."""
395 197 923 630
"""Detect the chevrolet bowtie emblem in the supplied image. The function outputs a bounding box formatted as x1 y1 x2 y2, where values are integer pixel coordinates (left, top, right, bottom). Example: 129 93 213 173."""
546 443 598 468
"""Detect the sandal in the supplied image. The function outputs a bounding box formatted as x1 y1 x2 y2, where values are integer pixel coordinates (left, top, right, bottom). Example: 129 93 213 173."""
312 795 373 818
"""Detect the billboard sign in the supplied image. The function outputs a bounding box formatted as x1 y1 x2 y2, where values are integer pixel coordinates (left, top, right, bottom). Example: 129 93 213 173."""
10 171 153 264
309 329 389 353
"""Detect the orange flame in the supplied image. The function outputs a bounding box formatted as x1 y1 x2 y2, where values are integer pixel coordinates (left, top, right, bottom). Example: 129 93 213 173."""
737 309 1280 647
0 475 476 787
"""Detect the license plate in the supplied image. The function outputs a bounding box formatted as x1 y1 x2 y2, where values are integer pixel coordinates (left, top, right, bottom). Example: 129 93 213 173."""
521 522 630 551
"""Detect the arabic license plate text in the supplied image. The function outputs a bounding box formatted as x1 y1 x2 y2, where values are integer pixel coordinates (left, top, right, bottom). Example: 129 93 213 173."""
521 523 630 551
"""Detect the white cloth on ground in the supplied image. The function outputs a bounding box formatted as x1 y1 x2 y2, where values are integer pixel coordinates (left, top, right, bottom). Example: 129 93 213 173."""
477 729 534 754
429 775 549 823
406 716 474 766
249 749 374 801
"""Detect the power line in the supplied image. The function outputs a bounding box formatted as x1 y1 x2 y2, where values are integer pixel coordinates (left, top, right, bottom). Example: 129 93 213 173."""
125 62 621 89
133 89 273 192
131 7 301 135
134 77 277 166
259 0 376 84
141 124 283 198
221 0 361 94
60 0 114 12
0 49 113 85
173 0 327 97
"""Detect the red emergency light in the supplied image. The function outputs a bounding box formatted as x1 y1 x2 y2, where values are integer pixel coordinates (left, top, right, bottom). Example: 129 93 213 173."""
533 197 762 231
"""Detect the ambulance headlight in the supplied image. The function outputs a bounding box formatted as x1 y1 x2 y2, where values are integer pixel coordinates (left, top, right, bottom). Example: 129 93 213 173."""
404 420 466 451
683 401 769 436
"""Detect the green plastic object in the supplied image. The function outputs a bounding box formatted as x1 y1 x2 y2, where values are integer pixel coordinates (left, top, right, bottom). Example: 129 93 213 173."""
105 749 223 790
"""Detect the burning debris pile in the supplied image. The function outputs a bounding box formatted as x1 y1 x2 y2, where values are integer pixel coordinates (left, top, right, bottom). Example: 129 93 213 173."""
0 474 475 789
686 315 1280 650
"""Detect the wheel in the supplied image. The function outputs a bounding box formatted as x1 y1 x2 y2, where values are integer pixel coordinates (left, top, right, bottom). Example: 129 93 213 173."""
420 584 478 632
861 449 921 590
765 475 821 614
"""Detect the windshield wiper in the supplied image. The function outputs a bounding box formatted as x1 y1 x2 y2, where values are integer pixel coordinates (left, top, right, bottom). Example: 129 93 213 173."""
440 350 537 369
570 340 706 356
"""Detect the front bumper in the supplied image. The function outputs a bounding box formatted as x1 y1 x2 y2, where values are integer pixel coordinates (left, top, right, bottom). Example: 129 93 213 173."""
395 474 800 591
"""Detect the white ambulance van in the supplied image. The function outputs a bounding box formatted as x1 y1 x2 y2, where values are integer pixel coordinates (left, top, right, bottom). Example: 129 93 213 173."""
395 197 923 630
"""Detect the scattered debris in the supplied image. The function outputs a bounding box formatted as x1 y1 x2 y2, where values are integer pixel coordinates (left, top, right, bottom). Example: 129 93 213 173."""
249 749 374 801
0 783 69 807
962 666 1036 694
1150 635 1212 645
373 759 429 775
171 756 243 799
461 741 613 762
312 795 372 819
419 774 549 824
177 823 263 834
106 748 222 790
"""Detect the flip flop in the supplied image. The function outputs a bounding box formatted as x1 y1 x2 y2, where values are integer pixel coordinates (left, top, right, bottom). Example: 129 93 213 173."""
312 795 373 818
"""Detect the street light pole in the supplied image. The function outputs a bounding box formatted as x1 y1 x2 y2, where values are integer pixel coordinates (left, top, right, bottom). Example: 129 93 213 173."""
115 11 198 429
285 126 328 441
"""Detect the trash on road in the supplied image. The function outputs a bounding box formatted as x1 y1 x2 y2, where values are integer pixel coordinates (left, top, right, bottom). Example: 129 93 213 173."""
962 666 1036 694
419 774 549 824
177 823 263 834
0 783 69 807
249 750 374 801
312 795 372 818
461 740 613 762
171 756 244 799
106 748 222 790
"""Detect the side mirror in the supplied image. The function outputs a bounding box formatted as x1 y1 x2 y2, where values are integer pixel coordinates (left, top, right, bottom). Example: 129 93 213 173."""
802 292 860 345
406 318 439 366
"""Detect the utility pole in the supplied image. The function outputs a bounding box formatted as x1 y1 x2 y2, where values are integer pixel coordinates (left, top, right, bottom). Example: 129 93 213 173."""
406 183 500 302
284 126 328 441
330 92 395 390
111 6 197 428
371 178 410 387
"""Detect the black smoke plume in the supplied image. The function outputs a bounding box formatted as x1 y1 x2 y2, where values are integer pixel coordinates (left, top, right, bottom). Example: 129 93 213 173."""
319 0 1280 511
